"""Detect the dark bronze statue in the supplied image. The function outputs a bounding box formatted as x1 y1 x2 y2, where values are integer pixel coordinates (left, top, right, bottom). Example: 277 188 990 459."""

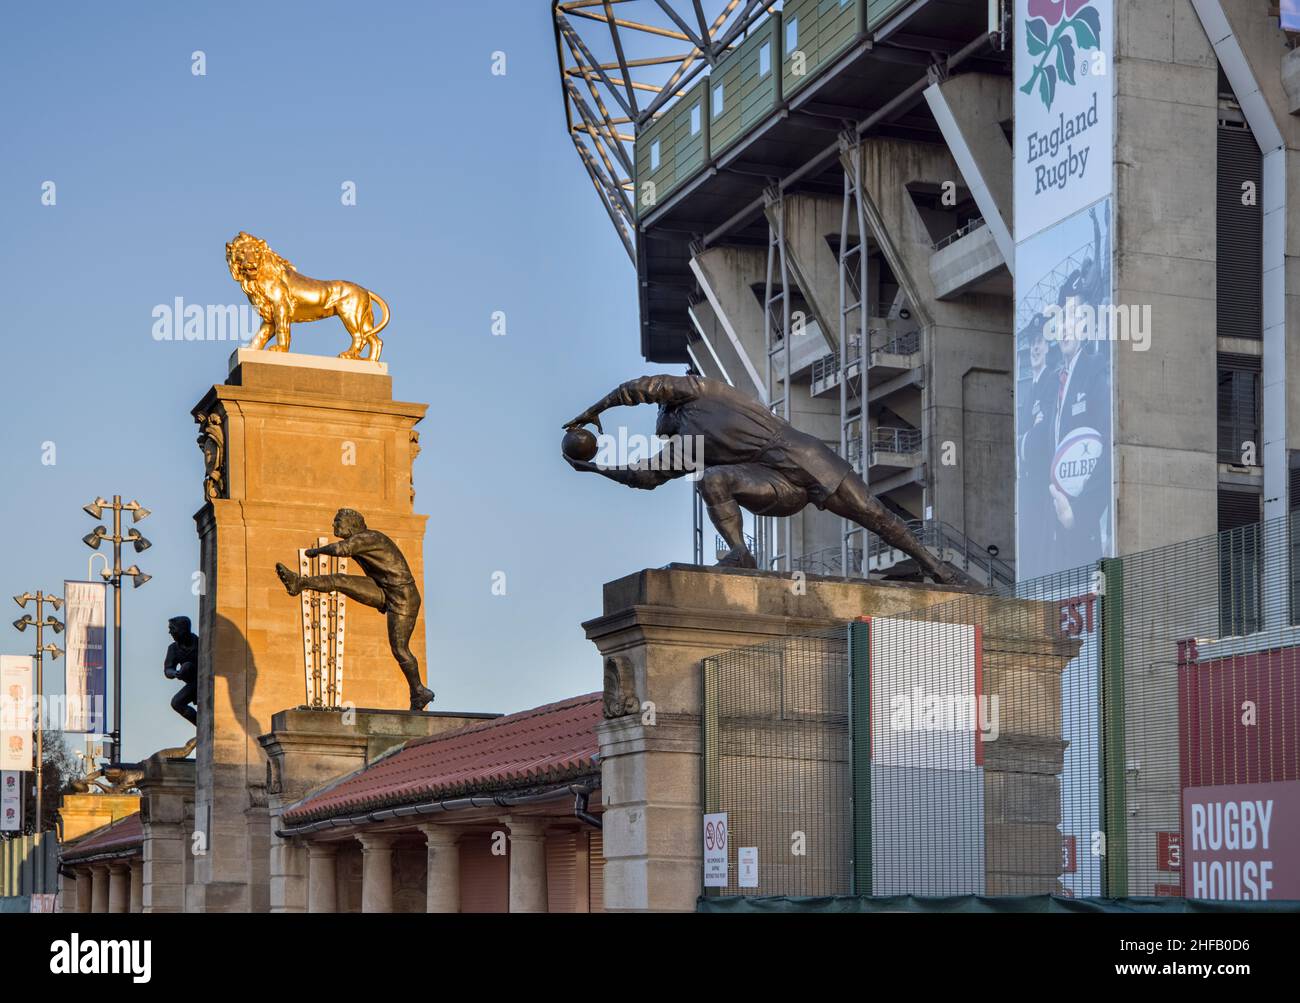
275 508 434 710
163 615 199 725
563 374 961 585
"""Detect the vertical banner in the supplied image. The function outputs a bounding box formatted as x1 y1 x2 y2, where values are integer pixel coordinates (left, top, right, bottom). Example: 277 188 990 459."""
63 580 107 733
1 770 21 832
1014 0 1115 897
1014 0 1115 581
0 656 34 772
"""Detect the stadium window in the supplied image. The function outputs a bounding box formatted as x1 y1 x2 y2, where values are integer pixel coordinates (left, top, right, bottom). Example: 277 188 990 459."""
758 42 771 77
690 103 701 135
787 17 798 52
650 140 660 171
713 83 724 118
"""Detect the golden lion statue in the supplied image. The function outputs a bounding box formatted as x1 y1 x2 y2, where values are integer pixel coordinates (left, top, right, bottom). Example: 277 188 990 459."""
225 232 390 362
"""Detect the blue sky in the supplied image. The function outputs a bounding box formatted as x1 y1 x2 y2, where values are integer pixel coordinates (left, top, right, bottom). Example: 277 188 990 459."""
0 1 689 761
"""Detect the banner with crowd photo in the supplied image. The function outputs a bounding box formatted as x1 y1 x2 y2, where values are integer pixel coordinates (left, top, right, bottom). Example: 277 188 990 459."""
1014 0 1115 581
63 580 107 734
1014 199 1114 581
0 656 33 772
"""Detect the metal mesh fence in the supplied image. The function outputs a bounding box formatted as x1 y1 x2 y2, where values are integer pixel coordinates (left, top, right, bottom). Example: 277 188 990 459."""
702 517 1300 902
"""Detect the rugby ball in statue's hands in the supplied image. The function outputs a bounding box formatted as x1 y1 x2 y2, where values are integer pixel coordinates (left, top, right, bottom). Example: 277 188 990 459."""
562 426 599 462
1052 426 1102 499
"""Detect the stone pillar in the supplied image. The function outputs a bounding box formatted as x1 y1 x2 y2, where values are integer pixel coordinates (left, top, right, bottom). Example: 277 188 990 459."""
270 839 308 913
419 825 461 913
358 833 396 914
75 868 93 914
501 818 548 913
191 351 431 913
306 843 339 914
107 862 131 913
90 864 110 914
129 860 143 913
138 752 194 913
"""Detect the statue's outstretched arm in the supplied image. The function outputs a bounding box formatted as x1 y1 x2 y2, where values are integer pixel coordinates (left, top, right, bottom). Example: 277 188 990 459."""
564 375 701 430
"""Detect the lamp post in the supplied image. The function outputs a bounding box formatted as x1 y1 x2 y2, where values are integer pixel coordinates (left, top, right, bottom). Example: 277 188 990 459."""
81 496 151 765
12 591 64 834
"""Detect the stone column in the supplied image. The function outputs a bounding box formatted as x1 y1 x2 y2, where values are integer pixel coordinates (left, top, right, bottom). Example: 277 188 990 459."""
501 817 548 913
75 868 93 914
270 838 308 913
129 860 143 913
358 833 396 914
419 825 461 913
107 862 131 913
306 842 339 913
90 864 110 913
191 353 430 913
139 751 195 913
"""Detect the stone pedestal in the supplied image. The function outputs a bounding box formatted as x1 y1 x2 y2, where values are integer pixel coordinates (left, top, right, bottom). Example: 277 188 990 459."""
189 351 430 912
585 565 1071 911
137 751 195 913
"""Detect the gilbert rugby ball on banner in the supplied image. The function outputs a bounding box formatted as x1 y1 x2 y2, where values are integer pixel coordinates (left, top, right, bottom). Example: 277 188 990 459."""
1052 426 1102 498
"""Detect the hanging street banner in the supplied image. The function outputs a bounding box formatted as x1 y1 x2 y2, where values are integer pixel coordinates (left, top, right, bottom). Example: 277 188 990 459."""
1014 0 1114 243
0 656 34 772
1 770 21 832
63 580 108 733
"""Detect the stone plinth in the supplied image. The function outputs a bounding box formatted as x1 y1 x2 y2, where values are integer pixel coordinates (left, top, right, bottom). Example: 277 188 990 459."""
259 707 497 913
189 352 430 912
137 750 195 913
59 793 141 843
585 565 1074 911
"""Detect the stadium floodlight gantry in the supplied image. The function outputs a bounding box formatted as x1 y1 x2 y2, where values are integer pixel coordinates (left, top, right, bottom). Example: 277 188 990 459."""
554 1 1017 582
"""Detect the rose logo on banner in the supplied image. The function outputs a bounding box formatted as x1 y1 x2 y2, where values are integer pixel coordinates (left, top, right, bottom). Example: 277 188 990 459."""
1021 1 1102 111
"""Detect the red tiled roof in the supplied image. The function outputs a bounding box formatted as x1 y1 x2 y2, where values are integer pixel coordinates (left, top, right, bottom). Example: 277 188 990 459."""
283 692 603 823
63 811 143 860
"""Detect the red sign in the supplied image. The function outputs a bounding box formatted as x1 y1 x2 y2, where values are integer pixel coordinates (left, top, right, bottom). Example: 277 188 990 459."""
1157 831 1181 872
1183 781 1300 901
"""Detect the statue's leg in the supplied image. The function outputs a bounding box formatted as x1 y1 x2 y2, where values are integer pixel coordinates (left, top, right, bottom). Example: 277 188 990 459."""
387 606 433 710
276 564 387 609
824 474 959 585
698 465 806 569
249 322 274 351
171 684 197 725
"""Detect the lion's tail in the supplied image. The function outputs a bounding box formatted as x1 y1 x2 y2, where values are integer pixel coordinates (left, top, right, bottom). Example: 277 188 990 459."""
368 291 391 337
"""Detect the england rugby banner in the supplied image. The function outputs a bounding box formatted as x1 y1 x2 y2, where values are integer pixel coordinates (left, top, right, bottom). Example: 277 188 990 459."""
1014 0 1113 242
1013 0 1115 583
63 580 107 733
1 770 21 832
0 656 33 772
